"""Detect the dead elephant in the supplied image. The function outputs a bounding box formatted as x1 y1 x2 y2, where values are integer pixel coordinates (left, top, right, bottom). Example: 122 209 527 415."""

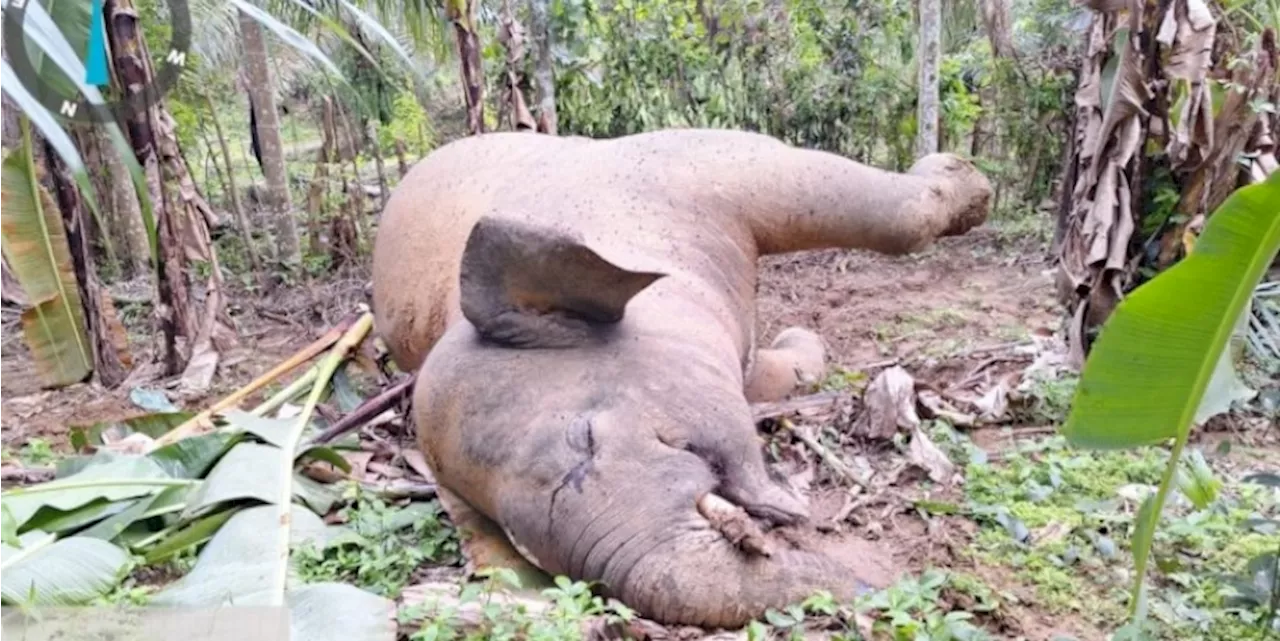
371 129 991 628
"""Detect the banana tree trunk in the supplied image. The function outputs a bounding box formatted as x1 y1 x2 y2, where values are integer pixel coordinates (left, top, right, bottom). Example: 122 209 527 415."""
448 0 486 135
106 0 234 382
1054 0 1277 362
43 141 132 387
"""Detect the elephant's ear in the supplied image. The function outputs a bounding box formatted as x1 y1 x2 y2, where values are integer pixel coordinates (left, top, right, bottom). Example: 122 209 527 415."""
459 216 666 348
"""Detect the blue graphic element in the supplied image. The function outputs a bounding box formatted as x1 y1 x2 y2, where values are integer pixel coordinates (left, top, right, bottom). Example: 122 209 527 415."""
85 0 109 86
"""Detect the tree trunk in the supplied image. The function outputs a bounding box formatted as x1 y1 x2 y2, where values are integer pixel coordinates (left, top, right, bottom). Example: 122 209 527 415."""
75 126 146 279
199 88 261 275
306 99 336 258
239 9 300 266
106 0 234 382
369 119 389 208
528 0 557 134
979 0 1014 59
915 0 941 158
394 138 409 177
448 0 486 135
44 141 133 387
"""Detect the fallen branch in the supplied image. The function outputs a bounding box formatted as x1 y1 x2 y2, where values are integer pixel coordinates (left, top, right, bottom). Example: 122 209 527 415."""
147 312 364 451
780 418 869 490
310 374 417 445
750 391 846 422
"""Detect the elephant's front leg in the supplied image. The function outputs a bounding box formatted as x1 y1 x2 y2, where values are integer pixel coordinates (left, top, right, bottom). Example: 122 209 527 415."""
435 486 553 590
744 327 826 403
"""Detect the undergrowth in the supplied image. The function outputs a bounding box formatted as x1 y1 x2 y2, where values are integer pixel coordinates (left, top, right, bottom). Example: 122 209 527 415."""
295 488 462 598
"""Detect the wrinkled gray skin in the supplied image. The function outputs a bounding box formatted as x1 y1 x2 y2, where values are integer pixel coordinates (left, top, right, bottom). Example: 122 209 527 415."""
371 129 991 628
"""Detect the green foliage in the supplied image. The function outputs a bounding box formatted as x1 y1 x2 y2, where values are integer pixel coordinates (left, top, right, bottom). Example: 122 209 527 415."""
378 89 437 156
399 570 634 641
738 572 993 641
295 489 461 597
1059 173 1279 629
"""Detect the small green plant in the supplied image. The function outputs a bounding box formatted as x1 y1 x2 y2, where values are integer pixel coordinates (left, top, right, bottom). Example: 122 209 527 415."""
401 569 633 641
1221 472 1280 634
858 570 991 641
1062 174 1280 635
18 438 58 466
295 490 461 598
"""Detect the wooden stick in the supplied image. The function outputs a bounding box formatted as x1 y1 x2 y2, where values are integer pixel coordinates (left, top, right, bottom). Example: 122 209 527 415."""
309 374 416 445
780 418 869 490
147 311 362 451
750 391 845 422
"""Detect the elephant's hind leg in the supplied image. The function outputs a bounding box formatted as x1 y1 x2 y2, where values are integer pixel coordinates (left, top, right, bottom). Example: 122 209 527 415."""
744 327 826 403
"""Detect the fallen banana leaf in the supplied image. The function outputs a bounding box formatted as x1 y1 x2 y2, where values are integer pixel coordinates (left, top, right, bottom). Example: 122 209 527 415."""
70 411 194 452
147 311 364 451
1 535 130 606
181 443 284 518
2 456 192 529
141 508 236 564
20 498 137 536
79 485 191 542
0 133 91 388
151 504 339 600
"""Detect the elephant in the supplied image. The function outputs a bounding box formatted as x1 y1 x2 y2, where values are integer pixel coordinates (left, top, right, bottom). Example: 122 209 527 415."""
370 128 992 628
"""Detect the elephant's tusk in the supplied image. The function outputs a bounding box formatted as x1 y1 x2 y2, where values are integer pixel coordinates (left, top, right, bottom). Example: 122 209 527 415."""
696 492 774 558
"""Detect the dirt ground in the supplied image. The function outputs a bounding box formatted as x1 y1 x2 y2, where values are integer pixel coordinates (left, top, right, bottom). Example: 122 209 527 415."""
0 228 1053 449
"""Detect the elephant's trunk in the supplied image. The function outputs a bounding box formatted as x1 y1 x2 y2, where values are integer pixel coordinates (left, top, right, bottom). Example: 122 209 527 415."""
593 517 868 629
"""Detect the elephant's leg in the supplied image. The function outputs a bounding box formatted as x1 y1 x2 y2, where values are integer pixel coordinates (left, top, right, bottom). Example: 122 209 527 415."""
744 327 826 403
436 486 553 590
689 132 991 256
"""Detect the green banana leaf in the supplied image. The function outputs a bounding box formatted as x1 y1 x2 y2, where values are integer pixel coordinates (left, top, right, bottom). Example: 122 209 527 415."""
1 534 131 606
0 140 92 388
1063 170 1280 449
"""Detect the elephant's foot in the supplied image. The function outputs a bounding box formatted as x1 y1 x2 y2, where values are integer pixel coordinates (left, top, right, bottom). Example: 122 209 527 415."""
744 327 826 403
436 487 554 591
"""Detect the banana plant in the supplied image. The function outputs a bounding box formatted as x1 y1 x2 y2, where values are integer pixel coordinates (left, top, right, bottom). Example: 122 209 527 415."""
0 0 429 388
1061 170 1280 631
0 122 93 387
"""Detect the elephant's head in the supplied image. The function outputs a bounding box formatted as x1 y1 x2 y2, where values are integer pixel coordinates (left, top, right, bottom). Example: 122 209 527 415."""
413 216 881 628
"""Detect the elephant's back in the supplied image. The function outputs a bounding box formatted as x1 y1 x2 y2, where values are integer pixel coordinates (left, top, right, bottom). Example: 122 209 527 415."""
372 133 585 372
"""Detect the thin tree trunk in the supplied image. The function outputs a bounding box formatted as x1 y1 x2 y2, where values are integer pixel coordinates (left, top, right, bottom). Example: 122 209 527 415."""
44 141 132 387
915 0 941 158
394 138 409 177
199 88 261 274
306 99 335 258
239 9 301 266
76 126 145 278
972 0 1013 163
369 119 389 208
528 0 557 134
979 0 1013 59
106 0 234 381
448 0 486 135
70 127 114 270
